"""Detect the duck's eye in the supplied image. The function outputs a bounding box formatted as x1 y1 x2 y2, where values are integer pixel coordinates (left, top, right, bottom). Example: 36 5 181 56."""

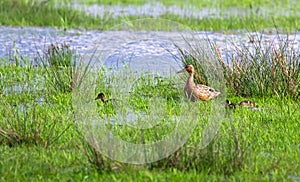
209 88 214 92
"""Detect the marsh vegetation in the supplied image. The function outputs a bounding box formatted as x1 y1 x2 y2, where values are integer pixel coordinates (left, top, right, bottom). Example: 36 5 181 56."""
1 0 300 32
0 0 299 181
0 34 299 181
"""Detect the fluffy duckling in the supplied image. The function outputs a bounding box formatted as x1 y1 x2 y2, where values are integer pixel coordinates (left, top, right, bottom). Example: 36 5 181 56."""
225 99 237 109
226 99 258 109
95 92 119 104
95 92 108 104
238 100 258 108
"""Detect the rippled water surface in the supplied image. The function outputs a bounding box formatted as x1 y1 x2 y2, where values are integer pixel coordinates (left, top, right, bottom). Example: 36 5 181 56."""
1 26 300 73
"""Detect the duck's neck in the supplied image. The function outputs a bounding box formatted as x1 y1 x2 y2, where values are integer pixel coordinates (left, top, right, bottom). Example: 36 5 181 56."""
187 73 195 86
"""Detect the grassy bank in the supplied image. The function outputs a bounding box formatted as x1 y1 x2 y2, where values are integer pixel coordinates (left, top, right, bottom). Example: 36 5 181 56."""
0 0 300 32
0 0 103 30
0 40 299 181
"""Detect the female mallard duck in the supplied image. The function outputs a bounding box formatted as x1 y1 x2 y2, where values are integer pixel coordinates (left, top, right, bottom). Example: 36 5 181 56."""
177 64 220 101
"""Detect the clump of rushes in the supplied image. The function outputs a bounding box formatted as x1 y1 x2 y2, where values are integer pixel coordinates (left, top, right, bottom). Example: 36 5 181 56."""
0 99 71 147
40 43 90 93
178 33 300 98
45 43 73 68
176 45 209 85
216 33 300 98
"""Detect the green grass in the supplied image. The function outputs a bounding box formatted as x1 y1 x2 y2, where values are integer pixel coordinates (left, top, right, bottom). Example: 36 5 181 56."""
0 0 105 30
1 94 299 180
1 0 300 32
0 42 299 181
177 32 300 98
0 0 299 180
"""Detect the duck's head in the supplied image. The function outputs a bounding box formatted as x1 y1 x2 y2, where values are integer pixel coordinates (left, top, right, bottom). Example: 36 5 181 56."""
177 64 194 74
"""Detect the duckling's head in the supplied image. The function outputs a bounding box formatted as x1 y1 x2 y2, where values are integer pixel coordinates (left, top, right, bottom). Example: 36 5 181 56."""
177 64 194 74
95 92 105 102
225 99 236 109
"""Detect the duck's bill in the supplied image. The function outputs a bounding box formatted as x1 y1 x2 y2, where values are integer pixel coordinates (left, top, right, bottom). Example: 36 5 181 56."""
177 68 186 73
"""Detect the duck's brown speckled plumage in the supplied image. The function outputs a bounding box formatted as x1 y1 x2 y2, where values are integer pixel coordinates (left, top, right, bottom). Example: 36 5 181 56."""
177 65 220 101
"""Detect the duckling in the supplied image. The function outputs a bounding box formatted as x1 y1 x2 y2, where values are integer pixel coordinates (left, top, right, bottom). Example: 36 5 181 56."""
225 99 237 109
238 100 258 108
177 64 220 101
226 99 258 110
95 92 118 104
95 92 108 104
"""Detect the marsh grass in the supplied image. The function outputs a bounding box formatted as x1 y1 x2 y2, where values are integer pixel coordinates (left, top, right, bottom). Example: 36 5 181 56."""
40 43 75 93
0 0 101 29
1 75 299 180
0 38 299 180
177 32 300 98
39 42 92 94
8 42 28 66
80 69 248 175
217 33 300 98
79 134 113 173
80 105 260 176
144 112 252 175
128 75 181 112
78 63 299 176
0 99 71 147
1 0 300 32
0 43 87 148
176 44 209 85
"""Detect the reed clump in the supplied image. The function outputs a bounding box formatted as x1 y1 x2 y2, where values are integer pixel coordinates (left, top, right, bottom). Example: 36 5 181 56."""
39 42 92 94
178 33 300 98
0 100 70 147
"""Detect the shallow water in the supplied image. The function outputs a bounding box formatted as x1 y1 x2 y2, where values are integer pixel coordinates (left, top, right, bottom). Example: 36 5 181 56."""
1 26 300 74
